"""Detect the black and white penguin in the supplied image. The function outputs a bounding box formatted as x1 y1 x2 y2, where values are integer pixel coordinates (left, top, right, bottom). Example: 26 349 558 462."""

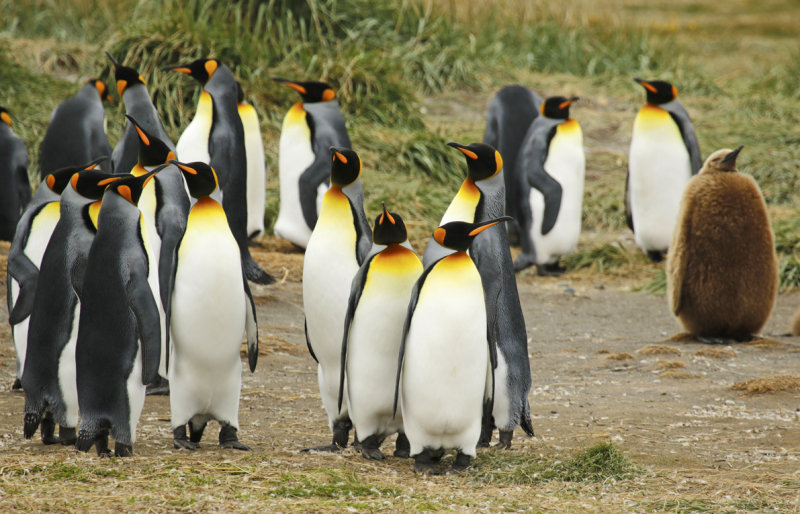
514 96 585 275
22 165 120 446
6 165 76 389
38 78 113 178
303 147 371 451
396 216 511 474
627 78 702 262
106 52 175 174
422 142 534 448
338 203 422 460
482 85 542 241
237 82 267 240
167 160 258 451
272 77 351 249
0 106 31 242
163 58 273 284
75 168 163 457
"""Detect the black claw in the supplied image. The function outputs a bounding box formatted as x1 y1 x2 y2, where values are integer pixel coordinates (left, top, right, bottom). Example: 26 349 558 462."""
219 424 250 451
497 430 513 449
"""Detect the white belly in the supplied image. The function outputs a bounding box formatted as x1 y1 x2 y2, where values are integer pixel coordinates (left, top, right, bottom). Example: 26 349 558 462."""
125 345 146 445
241 106 266 238
176 94 212 164
57 306 80 427
274 122 317 248
137 189 167 378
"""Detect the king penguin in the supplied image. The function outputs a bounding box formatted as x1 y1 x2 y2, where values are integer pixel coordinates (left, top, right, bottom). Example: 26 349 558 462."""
303 147 371 451
667 147 777 340
237 82 267 240
627 78 702 262
0 106 31 241
106 52 175 174
482 85 542 241
38 78 114 178
6 165 76 390
162 58 273 284
396 216 511 474
272 77 351 249
75 169 163 457
167 160 258 451
22 164 120 446
338 203 422 460
422 142 534 449
514 96 585 275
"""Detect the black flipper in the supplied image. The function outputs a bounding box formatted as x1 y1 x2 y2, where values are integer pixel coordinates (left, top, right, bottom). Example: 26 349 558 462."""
624 169 634 232
243 271 258 372
127 264 162 386
298 155 331 230
304 318 318 363
7 253 39 325
338 255 375 413
668 106 702 174
527 126 563 236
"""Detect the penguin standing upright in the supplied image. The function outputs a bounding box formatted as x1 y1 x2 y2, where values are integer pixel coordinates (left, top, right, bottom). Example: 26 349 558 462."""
397 217 511 474
482 85 542 240
22 165 120 446
338 203 422 460
514 96 585 275
75 169 163 457
422 142 534 449
272 78 351 249
303 147 371 451
6 166 76 390
627 78 702 262
667 147 777 339
162 58 273 284
106 52 175 174
38 78 114 177
0 106 31 241
237 83 267 240
167 160 258 451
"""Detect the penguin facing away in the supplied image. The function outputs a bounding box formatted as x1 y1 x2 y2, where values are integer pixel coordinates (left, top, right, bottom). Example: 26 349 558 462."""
627 78 702 262
667 147 777 340
302 147 371 451
514 96 585 275
482 85 543 241
168 160 258 451
75 168 163 457
38 78 114 178
396 216 511 474
422 142 534 448
338 203 422 460
6 165 76 390
22 164 120 446
0 106 31 241
272 77 351 249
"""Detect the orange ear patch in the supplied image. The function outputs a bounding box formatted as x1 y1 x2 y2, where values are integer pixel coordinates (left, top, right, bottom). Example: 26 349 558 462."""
117 79 127 97
204 60 218 77
1 112 11 126
138 75 146 85
70 173 80 190
672 85 678 98
117 184 133 203
46 174 56 190
322 89 335 101
434 227 446 245
494 150 504 173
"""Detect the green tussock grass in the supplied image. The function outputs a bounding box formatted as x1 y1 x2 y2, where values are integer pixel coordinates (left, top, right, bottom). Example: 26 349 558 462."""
270 469 400 499
636 268 667 296
773 218 800 290
563 242 640 273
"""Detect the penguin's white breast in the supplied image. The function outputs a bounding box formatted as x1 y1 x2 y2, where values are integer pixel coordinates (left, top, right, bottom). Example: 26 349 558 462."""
176 91 213 163
275 103 316 242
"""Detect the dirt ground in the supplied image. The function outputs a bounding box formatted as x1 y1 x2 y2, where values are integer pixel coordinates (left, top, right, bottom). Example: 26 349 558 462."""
1 237 799 511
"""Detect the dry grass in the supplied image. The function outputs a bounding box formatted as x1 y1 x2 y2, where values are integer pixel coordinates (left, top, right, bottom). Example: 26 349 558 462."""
653 360 685 370
639 345 682 355
606 352 634 361
659 369 700 379
695 348 737 359
731 374 800 395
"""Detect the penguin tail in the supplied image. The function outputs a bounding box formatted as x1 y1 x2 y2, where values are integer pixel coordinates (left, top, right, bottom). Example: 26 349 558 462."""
521 401 535 438
242 253 276 285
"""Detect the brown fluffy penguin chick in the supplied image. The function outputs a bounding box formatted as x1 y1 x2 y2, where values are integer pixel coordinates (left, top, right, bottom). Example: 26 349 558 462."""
666 147 778 339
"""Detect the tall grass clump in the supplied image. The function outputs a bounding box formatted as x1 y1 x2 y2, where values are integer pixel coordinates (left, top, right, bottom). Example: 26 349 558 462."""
773 218 800 290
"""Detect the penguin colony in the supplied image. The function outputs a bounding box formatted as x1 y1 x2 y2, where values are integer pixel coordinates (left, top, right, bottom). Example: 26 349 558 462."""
1 49 787 473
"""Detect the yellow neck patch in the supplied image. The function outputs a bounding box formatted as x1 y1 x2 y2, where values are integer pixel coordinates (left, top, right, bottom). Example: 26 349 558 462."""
283 102 308 130
442 178 480 223
89 201 102 229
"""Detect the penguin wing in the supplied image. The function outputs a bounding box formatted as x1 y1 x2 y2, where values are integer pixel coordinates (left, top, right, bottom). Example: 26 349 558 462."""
13 140 31 208
304 318 318 363
298 150 331 230
524 124 563 235
7 252 39 325
126 264 162 386
338 255 375 413
667 103 702 174
624 169 634 232
243 270 259 373
347 195 373 265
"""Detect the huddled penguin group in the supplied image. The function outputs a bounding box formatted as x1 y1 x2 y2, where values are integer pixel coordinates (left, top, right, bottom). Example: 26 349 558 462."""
2 47 789 474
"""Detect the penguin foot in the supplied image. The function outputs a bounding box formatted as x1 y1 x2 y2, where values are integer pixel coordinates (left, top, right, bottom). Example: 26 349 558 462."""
189 420 207 443
497 430 513 449
478 421 494 448
301 444 342 453
114 442 133 457
361 448 385 460
449 452 471 473
219 425 250 451
646 250 665 263
359 435 385 460
12 378 22 390
513 254 536 273
413 450 444 475
332 418 353 449
173 426 199 450
93 429 111 457
537 262 566 277
59 426 77 446
41 412 58 445
394 433 411 459
145 376 170 396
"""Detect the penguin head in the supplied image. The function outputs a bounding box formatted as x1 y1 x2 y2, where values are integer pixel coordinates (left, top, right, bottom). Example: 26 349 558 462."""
701 146 744 174
541 96 578 119
162 58 220 85
236 81 245 103
44 160 104 194
432 216 513 253
447 142 503 182
372 202 407 245
87 78 114 103
106 52 147 97
634 78 678 105
272 78 336 103
71 167 122 200
170 160 219 198
329 147 361 187
126 115 176 167
0 106 10 127
106 167 162 206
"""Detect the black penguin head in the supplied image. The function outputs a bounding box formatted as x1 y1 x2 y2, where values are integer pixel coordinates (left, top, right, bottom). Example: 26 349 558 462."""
634 78 678 105
87 78 114 103
702 146 744 174
71 167 121 200
236 81 245 103
170 160 219 198
126 115 176 167
272 77 336 103
0 106 11 127
162 58 220 85
541 96 578 119
107 167 161 206
432 216 513 253
44 160 104 194
329 147 361 187
106 52 147 97
447 142 503 182
372 203 408 245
